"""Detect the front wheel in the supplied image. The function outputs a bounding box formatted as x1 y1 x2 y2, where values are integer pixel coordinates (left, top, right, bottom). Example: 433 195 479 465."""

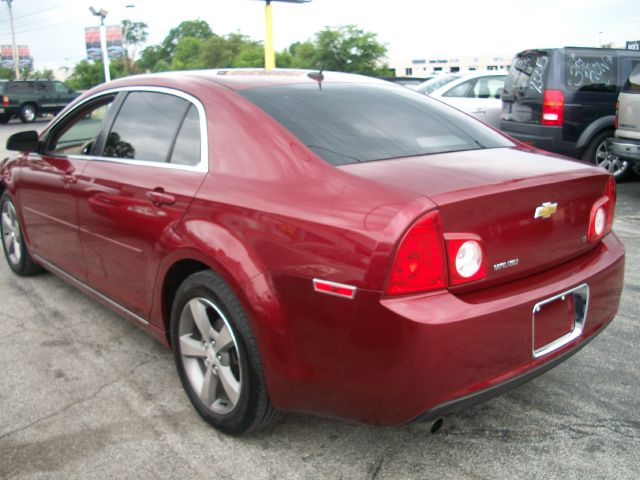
0 193 42 275
582 130 631 181
170 270 282 435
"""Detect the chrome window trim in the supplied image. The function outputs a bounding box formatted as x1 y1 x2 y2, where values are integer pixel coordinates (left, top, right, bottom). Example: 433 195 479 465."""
43 85 209 173
531 283 589 358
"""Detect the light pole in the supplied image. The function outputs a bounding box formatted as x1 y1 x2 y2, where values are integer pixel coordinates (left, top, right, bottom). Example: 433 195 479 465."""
89 6 111 82
260 0 311 70
1 0 20 80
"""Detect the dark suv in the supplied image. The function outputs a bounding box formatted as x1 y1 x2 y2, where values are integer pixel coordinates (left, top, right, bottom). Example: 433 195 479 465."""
0 80 80 124
500 47 640 180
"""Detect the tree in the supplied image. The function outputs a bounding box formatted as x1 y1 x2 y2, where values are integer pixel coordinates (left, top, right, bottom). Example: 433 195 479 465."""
121 19 149 73
67 59 128 90
162 20 213 57
138 45 166 72
311 25 387 75
171 37 206 70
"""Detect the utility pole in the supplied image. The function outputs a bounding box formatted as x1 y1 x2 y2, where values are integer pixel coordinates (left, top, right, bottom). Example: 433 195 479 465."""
260 0 311 70
89 6 110 82
2 0 20 80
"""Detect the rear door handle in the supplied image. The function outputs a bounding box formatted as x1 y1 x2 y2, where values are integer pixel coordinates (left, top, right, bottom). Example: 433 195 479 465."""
145 190 176 207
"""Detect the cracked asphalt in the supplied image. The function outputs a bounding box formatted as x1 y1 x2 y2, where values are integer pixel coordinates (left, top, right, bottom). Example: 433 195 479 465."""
0 120 639 479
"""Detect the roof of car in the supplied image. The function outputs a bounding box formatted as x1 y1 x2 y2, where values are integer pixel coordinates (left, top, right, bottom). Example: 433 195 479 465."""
106 68 393 91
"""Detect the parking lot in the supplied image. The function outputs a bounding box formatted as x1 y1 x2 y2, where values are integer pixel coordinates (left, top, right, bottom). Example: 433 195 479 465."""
0 120 638 479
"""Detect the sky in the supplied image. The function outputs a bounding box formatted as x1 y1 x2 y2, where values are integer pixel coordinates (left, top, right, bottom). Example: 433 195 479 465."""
0 0 638 71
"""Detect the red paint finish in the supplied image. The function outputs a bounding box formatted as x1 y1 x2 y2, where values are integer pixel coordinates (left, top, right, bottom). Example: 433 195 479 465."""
0 70 625 427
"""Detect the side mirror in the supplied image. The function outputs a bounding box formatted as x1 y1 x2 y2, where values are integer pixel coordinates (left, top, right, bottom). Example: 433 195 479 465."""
6 130 40 152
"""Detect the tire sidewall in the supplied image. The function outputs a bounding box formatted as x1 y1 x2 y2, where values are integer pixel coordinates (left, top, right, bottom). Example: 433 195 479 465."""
1 193 28 275
20 104 36 123
584 129 630 180
170 271 260 434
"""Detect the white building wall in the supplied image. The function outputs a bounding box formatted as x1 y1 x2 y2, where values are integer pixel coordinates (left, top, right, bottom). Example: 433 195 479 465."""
390 53 515 76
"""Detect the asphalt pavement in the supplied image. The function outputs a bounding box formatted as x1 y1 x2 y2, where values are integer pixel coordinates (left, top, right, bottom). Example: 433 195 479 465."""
0 119 638 479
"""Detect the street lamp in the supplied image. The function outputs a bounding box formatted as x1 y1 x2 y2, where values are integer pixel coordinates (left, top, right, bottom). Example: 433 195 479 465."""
89 6 111 82
259 0 311 70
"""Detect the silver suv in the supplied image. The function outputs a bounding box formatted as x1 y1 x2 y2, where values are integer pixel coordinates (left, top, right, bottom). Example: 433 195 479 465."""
608 63 640 178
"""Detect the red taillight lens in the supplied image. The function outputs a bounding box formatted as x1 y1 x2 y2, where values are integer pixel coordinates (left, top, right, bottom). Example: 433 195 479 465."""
445 236 487 286
587 176 616 243
386 210 447 295
541 89 564 126
2 96 8 107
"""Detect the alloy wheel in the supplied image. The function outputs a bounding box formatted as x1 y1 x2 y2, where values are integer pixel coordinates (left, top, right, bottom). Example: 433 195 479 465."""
178 297 243 415
1 200 23 267
595 140 628 178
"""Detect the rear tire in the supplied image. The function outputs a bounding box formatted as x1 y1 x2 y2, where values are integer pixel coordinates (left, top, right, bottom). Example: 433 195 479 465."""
582 129 631 181
19 104 37 123
0 192 42 276
170 270 282 435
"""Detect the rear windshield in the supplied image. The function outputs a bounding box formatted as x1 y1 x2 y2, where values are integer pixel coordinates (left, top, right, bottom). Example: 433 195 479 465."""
415 74 461 95
504 52 549 99
564 51 617 92
240 83 513 166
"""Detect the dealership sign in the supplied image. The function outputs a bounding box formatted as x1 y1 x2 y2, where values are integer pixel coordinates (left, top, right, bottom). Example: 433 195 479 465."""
85 25 125 61
1 45 33 69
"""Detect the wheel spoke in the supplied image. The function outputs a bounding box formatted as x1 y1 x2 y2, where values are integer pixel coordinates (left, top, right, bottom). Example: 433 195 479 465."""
200 363 218 407
1 211 11 233
218 365 240 406
188 299 214 340
180 334 206 358
215 324 234 353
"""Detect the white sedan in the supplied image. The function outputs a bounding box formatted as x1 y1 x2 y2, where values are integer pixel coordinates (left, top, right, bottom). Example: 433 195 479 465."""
419 72 507 128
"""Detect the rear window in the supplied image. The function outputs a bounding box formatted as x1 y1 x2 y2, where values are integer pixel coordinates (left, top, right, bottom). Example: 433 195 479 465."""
240 83 513 166
564 52 617 92
504 52 549 99
6 82 35 94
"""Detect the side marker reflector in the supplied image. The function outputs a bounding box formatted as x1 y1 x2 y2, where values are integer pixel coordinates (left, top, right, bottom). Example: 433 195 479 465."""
313 279 357 299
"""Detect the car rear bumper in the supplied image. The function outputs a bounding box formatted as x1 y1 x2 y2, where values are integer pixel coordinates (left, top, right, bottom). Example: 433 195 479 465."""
264 233 625 426
607 136 640 162
500 121 577 157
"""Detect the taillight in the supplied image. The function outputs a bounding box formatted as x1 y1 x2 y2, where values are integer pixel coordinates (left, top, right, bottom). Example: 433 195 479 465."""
614 101 619 130
445 235 487 286
2 96 8 107
587 176 616 243
386 210 447 295
541 89 564 126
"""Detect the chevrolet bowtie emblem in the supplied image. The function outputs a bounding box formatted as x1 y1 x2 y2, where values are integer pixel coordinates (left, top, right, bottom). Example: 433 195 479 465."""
534 202 558 219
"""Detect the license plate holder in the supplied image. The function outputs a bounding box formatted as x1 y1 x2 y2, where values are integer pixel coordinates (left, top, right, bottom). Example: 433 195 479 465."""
532 284 589 358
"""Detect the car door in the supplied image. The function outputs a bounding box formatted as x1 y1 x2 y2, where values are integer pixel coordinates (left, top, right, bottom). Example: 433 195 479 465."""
17 94 116 281
439 76 506 127
77 89 207 318
35 81 56 115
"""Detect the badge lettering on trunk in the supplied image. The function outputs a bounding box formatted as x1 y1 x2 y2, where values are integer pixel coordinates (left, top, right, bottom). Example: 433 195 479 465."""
534 202 558 219
493 258 519 271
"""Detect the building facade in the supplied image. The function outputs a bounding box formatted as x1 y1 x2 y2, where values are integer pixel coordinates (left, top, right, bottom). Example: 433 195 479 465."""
390 53 515 76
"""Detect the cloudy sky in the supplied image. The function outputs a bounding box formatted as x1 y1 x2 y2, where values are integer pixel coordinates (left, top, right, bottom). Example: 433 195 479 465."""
0 0 638 71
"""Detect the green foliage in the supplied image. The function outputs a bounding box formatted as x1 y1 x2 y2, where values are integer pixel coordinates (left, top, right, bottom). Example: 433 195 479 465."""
122 19 149 73
162 20 213 57
67 59 128 90
0 66 54 80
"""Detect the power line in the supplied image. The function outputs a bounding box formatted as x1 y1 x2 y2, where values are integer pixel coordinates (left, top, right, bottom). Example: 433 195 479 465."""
0 15 88 36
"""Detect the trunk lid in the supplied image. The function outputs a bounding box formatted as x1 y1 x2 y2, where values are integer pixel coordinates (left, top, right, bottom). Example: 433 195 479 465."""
340 147 611 289
501 50 549 125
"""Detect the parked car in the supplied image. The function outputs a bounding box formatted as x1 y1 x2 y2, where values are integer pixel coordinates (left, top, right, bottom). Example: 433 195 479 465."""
0 70 624 435
0 79 80 124
414 73 462 95
378 76 431 89
427 71 507 128
500 47 640 180
607 63 640 171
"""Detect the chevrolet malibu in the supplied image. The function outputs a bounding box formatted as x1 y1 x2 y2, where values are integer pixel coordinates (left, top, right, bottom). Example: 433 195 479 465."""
0 70 624 435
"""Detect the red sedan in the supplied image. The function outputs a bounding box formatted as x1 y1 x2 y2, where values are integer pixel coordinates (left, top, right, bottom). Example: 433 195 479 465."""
0 70 624 435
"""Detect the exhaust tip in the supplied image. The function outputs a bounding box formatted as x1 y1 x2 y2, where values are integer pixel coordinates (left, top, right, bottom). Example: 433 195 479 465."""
430 417 444 434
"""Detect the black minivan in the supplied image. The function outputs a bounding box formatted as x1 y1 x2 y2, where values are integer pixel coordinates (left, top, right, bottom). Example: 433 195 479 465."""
500 47 640 180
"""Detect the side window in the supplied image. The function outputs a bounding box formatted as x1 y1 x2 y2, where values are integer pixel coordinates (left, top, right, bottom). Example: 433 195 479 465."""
53 82 69 94
103 91 190 163
442 80 474 98
6 82 34 94
564 53 617 92
48 97 114 155
170 105 201 166
472 76 506 99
